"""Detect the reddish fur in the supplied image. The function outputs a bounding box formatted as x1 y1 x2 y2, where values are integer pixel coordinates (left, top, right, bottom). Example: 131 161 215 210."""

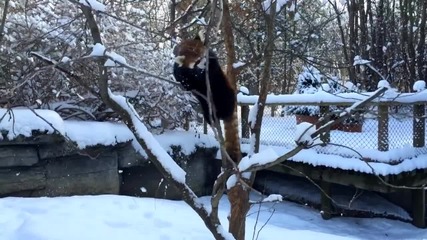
173 36 241 163
223 106 241 163
174 39 206 68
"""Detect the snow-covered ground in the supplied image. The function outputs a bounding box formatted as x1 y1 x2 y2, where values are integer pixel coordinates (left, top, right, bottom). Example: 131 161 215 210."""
1 108 426 240
1 194 425 240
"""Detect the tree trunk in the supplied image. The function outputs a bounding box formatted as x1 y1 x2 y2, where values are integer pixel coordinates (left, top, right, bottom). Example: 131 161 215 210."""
222 1 248 239
347 0 357 83
330 0 352 82
407 0 417 87
417 0 427 81
252 1 276 154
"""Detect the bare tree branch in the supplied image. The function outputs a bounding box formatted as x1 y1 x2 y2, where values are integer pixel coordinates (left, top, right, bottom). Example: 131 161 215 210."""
0 0 10 44
74 3 231 239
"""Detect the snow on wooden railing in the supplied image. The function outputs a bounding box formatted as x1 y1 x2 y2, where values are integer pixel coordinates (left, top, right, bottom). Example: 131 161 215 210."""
235 90 426 156
237 89 427 106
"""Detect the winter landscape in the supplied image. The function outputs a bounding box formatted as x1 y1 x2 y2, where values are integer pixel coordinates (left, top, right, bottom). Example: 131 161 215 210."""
1 0 427 239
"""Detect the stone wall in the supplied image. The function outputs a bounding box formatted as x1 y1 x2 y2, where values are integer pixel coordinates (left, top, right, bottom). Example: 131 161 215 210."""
0 132 220 199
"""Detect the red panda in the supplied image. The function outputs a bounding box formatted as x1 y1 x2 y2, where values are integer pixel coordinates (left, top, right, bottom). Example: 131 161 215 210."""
173 34 241 163
173 35 235 125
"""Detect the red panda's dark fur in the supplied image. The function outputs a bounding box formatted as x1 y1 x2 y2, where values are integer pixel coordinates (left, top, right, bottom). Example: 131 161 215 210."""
173 36 241 162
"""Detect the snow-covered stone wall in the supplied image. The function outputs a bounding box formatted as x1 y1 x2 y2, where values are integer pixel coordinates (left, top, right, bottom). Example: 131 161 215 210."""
0 109 220 198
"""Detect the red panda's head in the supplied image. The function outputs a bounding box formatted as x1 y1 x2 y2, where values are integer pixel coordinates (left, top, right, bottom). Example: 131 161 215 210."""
175 33 206 69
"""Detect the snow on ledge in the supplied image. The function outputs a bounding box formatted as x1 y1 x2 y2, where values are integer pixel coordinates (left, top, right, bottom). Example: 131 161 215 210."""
0 108 218 155
241 144 427 176
0 108 65 140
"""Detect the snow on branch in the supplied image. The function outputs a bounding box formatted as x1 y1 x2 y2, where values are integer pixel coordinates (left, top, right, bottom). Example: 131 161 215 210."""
294 122 318 146
249 194 283 204
262 0 289 13
353 55 371 66
87 43 179 86
238 148 279 172
262 194 283 203
107 90 187 183
78 0 106 12
353 55 387 81
89 43 127 66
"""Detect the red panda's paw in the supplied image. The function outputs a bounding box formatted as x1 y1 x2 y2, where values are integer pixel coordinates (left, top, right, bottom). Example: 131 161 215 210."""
175 56 185 67
196 57 206 69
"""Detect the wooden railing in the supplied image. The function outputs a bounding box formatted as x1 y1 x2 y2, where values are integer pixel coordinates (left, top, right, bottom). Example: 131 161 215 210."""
235 91 427 152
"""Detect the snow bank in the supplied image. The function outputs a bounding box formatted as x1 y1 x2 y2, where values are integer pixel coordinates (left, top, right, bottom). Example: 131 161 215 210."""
0 195 425 240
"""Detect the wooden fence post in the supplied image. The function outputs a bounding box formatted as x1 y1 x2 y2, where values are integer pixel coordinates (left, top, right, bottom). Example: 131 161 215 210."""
270 105 276 117
240 105 250 139
412 188 426 228
320 181 332 220
413 104 425 147
319 106 330 144
412 103 425 228
378 104 389 151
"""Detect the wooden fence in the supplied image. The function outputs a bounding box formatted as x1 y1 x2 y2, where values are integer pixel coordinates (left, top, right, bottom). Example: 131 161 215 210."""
238 101 426 152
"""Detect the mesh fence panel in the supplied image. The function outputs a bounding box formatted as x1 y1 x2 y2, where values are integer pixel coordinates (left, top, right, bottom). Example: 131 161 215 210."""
189 104 427 158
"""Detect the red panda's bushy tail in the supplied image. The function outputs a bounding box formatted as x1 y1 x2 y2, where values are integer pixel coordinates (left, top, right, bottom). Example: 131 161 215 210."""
223 103 241 164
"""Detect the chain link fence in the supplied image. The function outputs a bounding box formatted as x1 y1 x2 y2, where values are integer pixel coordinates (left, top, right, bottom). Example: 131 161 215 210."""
189 102 427 159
